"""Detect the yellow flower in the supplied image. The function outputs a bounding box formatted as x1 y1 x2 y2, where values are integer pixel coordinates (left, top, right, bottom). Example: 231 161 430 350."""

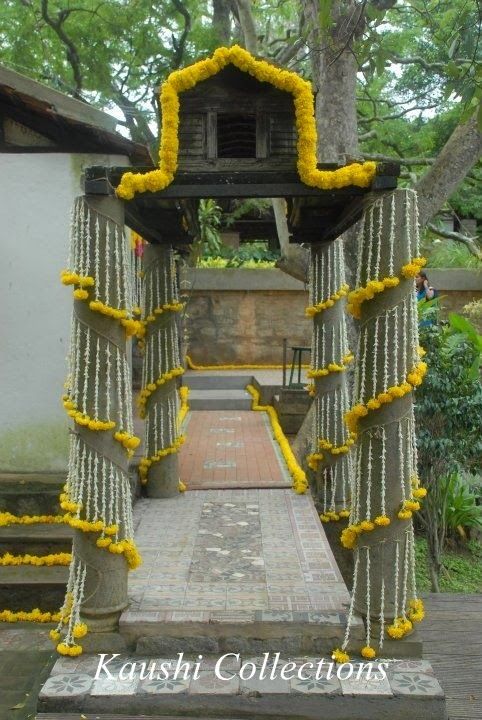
72 623 88 639
413 487 427 499
332 648 350 663
374 515 391 527
361 646 376 659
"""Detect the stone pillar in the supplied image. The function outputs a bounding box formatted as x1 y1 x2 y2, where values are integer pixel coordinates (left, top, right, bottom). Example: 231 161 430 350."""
57 195 140 652
307 239 354 519
139 243 184 497
339 189 426 657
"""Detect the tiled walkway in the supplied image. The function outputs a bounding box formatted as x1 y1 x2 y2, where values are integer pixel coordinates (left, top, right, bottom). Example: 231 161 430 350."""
129 489 349 616
179 411 291 490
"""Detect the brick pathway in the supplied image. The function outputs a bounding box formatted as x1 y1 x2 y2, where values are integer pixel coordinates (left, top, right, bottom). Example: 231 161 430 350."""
179 411 291 490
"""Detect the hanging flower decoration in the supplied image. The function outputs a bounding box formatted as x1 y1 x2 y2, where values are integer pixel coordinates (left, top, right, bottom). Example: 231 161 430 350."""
116 46 377 200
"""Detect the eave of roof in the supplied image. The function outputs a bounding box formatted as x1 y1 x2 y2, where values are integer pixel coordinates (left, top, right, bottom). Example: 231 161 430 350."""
0 65 152 165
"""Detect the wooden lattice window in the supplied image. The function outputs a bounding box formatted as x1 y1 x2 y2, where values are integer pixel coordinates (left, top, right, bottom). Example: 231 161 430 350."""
216 113 257 158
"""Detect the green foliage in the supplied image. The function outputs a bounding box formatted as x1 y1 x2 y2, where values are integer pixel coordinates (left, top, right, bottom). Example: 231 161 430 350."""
442 472 482 535
198 240 279 268
426 239 482 268
415 536 482 593
197 256 275 268
224 199 272 229
198 199 222 255
416 310 482 478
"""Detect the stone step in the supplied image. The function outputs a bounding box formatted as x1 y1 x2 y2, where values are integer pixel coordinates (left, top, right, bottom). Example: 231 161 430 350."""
0 565 68 612
119 609 364 657
0 523 73 555
273 389 312 435
37 654 446 720
184 374 253 390
0 473 65 516
188 389 253 411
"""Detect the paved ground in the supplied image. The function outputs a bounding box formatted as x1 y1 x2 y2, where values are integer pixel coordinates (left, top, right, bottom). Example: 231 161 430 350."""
128 489 349 615
179 411 291 490
0 626 55 720
3 596 480 718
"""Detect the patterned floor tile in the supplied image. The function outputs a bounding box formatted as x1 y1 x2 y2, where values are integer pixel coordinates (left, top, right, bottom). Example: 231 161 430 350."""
139 675 190 694
91 675 140 696
291 672 341 694
340 669 393 696
189 669 240 695
389 672 444 697
40 673 93 697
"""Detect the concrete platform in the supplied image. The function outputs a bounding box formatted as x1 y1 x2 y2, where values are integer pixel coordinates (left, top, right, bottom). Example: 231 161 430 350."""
37 653 447 719
188 389 252 411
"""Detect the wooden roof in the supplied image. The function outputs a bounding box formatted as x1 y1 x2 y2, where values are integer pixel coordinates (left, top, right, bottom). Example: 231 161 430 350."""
0 65 151 164
84 162 400 246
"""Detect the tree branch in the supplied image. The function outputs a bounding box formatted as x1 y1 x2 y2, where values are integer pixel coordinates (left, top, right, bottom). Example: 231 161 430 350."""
388 54 447 73
40 0 83 99
427 223 482 261
362 153 435 165
234 0 259 53
416 112 482 227
171 0 191 70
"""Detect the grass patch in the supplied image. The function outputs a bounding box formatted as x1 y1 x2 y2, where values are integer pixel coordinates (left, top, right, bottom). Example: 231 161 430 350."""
415 536 482 592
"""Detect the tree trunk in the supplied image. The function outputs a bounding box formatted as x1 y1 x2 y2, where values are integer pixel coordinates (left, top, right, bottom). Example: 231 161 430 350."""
213 0 232 45
300 0 360 163
416 113 482 227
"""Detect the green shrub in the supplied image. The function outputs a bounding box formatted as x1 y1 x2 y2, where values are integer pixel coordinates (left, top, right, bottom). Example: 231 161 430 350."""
415 309 482 589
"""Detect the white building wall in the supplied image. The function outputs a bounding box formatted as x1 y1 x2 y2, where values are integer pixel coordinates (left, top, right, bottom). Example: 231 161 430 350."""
0 153 129 471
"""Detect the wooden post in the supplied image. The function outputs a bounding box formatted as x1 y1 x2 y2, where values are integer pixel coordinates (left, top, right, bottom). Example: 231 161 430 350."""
138 243 184 497
307 239 353 519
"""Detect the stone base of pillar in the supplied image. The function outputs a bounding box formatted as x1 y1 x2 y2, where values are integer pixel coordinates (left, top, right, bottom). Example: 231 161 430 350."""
349 621 423 659
77 631 128 653
74 531 129 634
146 453 180 498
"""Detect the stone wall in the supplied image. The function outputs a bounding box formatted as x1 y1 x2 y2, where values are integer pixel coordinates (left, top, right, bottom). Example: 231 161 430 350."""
183 268 482 365
183 269 311 364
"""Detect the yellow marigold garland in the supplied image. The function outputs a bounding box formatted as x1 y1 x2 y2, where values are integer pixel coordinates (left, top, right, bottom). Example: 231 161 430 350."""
0 608 62 624
178 385 190 428
347 258 426 319
246 384 308 494
0 511 65 528
138 366 185 418
305 284 350 317
185 355 309 371
307 352 354 378
345 361 428 436
116 46 376 200
139 435 186 485
0 552 71 566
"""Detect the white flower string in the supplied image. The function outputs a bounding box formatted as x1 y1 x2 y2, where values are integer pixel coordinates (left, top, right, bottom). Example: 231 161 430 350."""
56 198 141 656
138 246 185 486
338 191 426 661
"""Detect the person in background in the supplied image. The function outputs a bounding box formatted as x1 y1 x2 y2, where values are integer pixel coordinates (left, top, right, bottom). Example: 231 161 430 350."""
415 270 436 301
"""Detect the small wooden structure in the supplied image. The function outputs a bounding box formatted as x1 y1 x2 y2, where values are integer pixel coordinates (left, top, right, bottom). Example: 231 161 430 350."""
176 65 298 172
84 63 399 247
